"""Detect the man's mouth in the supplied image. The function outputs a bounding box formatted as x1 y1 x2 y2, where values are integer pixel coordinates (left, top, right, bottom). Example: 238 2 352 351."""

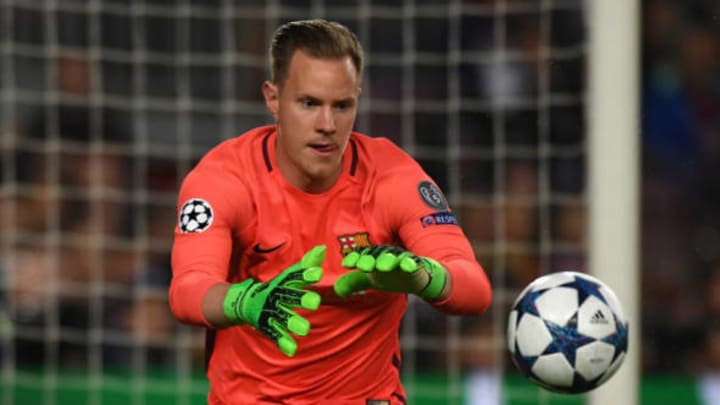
308 143 337 154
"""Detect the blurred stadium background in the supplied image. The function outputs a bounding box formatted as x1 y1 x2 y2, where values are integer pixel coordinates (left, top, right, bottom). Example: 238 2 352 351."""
0 0 718 404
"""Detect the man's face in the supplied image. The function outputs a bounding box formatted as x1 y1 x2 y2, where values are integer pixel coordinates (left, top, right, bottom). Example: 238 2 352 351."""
263 50 361 192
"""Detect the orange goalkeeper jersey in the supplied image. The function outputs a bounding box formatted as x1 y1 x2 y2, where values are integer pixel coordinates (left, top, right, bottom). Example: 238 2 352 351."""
170 125 492 404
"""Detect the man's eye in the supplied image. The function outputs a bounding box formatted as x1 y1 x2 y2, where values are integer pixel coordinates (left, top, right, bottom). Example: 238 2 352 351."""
301 99 316 107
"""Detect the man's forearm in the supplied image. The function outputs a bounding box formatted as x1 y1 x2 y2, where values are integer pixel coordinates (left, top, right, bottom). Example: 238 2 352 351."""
429 269 452 302
429 257 492 315
203 282 233 328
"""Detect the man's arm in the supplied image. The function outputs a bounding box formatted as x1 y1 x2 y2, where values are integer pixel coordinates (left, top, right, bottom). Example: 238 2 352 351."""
343 156 492 314
335 245 450 301
416 245 492 315
170 221 234 327
217 245 325 356
202 283 232 327
169 164 326 356
169 165 240 327
334 235 490 315
172 220 326 357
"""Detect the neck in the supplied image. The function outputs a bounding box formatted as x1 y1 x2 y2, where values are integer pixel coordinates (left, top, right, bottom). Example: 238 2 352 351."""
282 164 342 194
275 142 342 194
303 173 340 193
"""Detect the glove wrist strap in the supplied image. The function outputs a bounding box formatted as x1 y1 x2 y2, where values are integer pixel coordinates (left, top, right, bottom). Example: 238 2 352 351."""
418 257 447 300
222 279 255 324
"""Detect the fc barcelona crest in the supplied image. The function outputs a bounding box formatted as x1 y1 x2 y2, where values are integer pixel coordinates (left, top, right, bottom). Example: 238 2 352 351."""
337 232 371 255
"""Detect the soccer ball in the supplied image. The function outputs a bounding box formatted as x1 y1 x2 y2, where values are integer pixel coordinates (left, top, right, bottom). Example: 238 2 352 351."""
507 271 628 393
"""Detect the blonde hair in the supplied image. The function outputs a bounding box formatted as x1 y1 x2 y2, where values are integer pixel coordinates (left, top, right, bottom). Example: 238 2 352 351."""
269 19 364 86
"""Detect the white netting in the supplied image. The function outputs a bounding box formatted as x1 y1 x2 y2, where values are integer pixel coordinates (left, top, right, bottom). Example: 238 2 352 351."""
0 1 587 404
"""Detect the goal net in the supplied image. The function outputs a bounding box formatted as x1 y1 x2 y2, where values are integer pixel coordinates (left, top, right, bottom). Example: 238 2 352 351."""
0 1 591 404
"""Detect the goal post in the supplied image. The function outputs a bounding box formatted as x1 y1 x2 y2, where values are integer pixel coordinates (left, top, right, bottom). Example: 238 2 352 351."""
587 0 641 404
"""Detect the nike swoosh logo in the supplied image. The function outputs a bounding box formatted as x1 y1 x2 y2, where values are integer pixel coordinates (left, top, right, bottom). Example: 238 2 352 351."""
252 242 286 254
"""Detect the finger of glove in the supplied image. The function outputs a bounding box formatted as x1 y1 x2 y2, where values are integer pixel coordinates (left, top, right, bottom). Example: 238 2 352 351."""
258 303 307 337
399 253 421 273
270 245 325 288
268 318 299 357
282 266 323 290
356 254 377 272
270 302 313 337
273 245 325 286
301 245 326 268
274 261 324 287
341 251 361 268
269 286 321 310
334 271 372 297
258 300 311 337
375 252 401 272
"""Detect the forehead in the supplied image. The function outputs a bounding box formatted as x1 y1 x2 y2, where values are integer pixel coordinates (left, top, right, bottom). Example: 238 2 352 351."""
282 50 360 95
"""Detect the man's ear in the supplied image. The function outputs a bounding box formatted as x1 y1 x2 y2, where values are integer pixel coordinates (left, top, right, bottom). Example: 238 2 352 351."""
262 81 279 121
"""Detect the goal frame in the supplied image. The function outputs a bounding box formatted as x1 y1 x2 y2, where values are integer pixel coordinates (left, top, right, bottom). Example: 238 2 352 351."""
587 0 641 404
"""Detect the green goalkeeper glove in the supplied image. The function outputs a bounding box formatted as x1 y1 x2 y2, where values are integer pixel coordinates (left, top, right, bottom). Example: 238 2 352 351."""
222 245 325 357
334 245 447 300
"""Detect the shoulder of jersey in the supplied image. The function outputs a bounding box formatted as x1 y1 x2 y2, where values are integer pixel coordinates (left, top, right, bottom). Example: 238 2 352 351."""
351 132 418 173
193 125 273 175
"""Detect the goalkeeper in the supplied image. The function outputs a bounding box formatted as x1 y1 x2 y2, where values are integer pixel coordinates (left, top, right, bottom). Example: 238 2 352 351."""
169 19 492 404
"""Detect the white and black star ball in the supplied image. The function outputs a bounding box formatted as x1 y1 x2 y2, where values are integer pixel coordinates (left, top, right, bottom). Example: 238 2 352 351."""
178 198 213 233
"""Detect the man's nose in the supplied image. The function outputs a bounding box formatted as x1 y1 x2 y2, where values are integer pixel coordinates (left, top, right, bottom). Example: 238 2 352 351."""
316 106 336 134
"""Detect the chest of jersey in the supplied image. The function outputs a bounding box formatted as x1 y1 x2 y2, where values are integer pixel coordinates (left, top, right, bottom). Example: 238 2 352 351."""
233 178 391 286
